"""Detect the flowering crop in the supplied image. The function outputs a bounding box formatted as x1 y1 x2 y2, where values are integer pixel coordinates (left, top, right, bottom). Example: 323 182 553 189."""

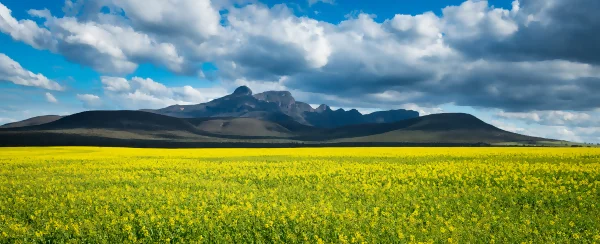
1 147 599 243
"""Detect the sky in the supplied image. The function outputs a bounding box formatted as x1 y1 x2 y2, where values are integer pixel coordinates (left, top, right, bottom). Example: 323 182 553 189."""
0 0 599 143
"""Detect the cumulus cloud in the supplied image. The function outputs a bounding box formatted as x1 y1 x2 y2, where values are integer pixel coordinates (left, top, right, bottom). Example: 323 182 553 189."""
104 0 222 40
218 4 332 81
46 16 189 75
283 0 599 113
100 76 130 92
101 76 228 109
442 0 519 41
0 53 64 90
1 0 599 118
430 60 600 111
45 92 58 103
282 12 452 98
446 0 600 65
0 3 189 75
76 94 102 108
0 4 56 49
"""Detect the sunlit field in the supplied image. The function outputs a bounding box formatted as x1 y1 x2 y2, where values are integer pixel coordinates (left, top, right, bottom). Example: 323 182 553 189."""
1 147 599 243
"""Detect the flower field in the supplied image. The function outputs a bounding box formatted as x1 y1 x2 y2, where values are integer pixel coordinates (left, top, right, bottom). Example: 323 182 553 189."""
1 147 599 243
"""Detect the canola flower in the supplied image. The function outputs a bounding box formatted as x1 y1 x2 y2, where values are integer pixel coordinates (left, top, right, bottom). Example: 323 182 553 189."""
0 147 599 243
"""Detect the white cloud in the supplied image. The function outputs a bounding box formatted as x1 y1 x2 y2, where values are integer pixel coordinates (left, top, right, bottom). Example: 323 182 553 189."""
129 77 172 98
232 77 288 93
45 16 187 75
45 92 58 103
0 53 64 90
0 2 188 75
101 76 228 109
400 103 444 116
387 12 442 45
103 0 222 40
76 94 102 108
0 4 55 50
227 4 332 69
100 76 130 92
1 2 331 77
442 0 518 40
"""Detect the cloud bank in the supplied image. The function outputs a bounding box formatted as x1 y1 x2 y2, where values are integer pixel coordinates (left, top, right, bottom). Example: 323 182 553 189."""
1 0 599 142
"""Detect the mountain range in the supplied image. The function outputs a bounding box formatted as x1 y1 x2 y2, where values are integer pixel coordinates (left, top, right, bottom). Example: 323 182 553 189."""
0 86 557 147
147 86 419 128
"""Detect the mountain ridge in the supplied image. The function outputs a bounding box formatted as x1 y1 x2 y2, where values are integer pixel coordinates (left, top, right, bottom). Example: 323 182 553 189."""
0 86 560 147
150 86 419 128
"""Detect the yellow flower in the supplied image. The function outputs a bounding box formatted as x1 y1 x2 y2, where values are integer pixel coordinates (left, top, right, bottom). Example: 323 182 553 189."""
0 147 599 243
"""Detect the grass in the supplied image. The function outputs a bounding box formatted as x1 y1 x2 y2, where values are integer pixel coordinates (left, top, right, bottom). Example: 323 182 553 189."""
1 147 599 243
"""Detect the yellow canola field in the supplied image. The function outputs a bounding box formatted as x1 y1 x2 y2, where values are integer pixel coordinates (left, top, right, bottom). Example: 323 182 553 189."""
0 147 599 243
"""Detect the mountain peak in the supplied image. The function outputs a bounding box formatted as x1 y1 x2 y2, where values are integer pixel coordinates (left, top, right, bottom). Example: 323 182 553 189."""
316 104 331 113
348 109 362 115
232 86 252 96
254 91 295 102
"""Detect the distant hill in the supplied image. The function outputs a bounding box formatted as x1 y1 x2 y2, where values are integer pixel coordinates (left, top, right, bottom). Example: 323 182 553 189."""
311 113 542 143
2 110 312 140
149 86 419 128
34 110 198 132
0 115 63 128
0 110 554 147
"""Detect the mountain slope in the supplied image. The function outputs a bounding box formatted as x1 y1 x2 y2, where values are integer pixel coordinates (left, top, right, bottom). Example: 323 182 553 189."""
363 110 421 124
187 117 294 137
0 110 312 140
300 113 544 143
1 115 63 128
33 110 199 132
253 91 314 124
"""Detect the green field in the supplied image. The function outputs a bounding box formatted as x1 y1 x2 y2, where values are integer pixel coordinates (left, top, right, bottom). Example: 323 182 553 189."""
1 147 599 243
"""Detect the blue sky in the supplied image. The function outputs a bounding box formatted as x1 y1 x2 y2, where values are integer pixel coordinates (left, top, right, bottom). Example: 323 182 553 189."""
0 0 599 143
